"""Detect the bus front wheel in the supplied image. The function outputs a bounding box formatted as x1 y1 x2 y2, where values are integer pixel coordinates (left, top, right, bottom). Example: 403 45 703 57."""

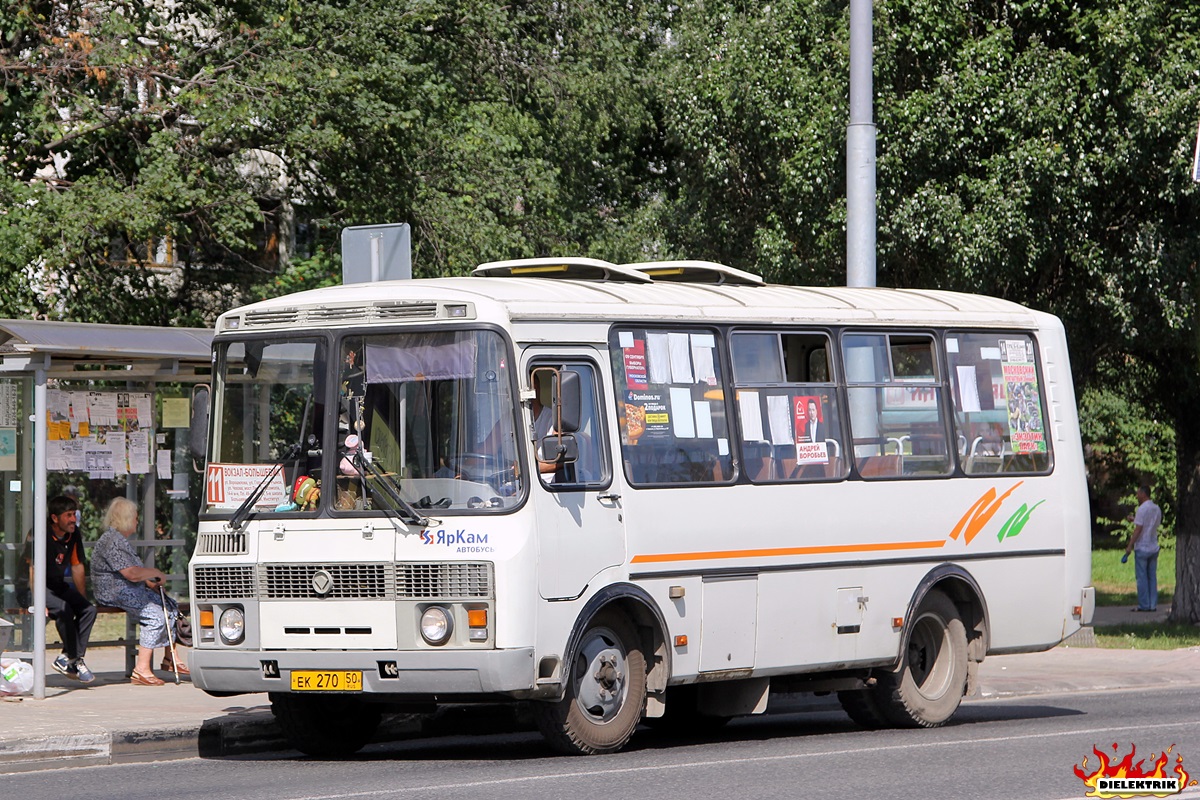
875 591 968 728
535 611 647 755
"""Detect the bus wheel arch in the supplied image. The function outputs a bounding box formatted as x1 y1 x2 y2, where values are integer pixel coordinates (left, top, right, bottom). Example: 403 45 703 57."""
535 586 670 755
908 566 990 693
875 567 988 728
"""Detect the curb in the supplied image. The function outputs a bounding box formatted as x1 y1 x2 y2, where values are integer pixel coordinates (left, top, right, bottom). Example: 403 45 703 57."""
0 713 422 773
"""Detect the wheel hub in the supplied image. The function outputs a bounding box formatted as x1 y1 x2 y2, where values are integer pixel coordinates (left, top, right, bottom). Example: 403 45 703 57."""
575 629 629 722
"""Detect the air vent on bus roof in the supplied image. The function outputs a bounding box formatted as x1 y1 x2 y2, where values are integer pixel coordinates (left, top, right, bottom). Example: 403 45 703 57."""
307 305 369 322
374 301 440 320
625 260 764 286
244 308 301 326
471 257 763 286
472 257 653 283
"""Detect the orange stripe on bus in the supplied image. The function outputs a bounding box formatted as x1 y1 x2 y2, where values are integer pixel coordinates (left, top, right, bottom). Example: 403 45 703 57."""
630 539 947 564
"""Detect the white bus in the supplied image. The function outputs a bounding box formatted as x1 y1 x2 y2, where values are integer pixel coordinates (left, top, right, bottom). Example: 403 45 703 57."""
188 258 1094 756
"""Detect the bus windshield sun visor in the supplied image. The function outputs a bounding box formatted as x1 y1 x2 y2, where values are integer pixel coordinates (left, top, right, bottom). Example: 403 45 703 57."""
364 334 477 383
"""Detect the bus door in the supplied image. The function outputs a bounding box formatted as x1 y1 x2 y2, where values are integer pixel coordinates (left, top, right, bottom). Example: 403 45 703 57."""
523 351 625 600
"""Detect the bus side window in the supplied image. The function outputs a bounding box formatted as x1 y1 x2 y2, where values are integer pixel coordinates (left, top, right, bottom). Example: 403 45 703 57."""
946 332 1052 475
842 332 953 479
532 362 608 488
610 327 735 486
732 331 846 483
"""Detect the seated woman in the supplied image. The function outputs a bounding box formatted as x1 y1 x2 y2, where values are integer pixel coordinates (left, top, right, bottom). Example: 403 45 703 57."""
91 497 189 686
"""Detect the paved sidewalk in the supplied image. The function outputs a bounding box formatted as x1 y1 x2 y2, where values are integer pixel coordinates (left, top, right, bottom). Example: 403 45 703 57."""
2 608 1197 774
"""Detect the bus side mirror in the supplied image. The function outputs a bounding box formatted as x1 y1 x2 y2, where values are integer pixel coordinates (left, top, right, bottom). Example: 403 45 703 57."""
189 384 210 468
555 371 581 434
540 432 579 464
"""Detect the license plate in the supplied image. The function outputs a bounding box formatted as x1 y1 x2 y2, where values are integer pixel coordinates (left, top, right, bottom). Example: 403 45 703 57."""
290 670 363 692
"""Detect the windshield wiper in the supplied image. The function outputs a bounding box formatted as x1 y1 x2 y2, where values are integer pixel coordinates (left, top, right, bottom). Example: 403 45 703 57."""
346 450 433 528
225 442 302 532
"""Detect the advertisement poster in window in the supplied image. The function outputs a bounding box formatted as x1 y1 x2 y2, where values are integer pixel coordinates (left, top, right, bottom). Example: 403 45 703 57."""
998 340 1046 453
793 395 830 464
621 337 648 390
623 390 670 445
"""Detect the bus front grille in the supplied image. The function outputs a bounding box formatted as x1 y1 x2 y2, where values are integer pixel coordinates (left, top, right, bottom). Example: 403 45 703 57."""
396 562 494 600
261 563 393 600
195 531 248 555
193 565 256 601
192 562 495 602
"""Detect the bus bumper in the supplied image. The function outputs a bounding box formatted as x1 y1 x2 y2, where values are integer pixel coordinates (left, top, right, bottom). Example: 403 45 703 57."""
190 647 536 696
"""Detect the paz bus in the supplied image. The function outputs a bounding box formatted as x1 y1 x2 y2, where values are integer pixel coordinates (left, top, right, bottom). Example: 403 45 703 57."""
188 258 1093 756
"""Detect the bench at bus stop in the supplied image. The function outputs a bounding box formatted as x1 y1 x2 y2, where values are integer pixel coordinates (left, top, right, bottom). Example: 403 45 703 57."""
3 601 189 678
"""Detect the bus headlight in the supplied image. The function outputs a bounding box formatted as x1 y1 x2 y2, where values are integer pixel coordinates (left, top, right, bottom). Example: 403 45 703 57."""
218 607 245 645
420 606 453 645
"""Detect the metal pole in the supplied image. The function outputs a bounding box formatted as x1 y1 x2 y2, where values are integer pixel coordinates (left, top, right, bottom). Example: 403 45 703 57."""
31 365 47 698
846 0 877 288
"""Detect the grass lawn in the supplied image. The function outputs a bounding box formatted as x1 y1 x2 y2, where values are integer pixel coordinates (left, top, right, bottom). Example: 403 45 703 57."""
1093 622 1200 650
1090 546 1200 649
1092 547 1174 606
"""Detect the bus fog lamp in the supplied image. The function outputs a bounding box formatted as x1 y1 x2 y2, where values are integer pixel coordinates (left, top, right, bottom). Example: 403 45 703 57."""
219 607 245 644
420 607 453 645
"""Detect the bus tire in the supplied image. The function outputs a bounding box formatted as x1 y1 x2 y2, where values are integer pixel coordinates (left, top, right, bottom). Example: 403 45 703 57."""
875 591 968 728
534 610 647 755
270 692 382 757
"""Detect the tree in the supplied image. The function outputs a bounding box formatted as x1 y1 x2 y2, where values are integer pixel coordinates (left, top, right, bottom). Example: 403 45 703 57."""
1 0 675 317
652 0 1200 618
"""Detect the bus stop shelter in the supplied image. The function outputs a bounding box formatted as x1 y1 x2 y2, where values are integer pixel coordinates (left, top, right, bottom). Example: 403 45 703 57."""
0 319 212 697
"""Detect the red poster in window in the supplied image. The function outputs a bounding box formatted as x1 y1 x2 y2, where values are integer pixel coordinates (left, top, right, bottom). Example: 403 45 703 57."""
793 396 824 444
623 339 648 389
793 395 829 464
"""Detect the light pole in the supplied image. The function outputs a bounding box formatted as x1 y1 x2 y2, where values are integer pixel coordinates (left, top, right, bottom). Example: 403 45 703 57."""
846 0 877 288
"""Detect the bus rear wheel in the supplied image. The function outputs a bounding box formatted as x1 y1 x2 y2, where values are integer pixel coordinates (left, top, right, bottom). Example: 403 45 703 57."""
875 591 968 728
535 610 647 755
270 692 382 757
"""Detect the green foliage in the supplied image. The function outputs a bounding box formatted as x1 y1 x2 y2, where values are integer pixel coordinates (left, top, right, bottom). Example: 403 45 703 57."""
1079 382 1176 540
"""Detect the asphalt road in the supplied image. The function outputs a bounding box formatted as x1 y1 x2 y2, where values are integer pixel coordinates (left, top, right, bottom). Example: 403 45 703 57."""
8 687 1200 800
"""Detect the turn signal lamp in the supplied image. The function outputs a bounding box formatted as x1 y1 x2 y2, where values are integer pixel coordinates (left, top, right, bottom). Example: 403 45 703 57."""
199 609 215 628
467 608 489 642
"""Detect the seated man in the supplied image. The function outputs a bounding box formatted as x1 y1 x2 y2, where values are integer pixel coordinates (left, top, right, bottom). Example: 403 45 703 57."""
23 495 97 683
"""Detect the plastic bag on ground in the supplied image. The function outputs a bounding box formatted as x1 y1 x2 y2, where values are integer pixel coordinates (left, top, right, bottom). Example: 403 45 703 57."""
1 658 34 696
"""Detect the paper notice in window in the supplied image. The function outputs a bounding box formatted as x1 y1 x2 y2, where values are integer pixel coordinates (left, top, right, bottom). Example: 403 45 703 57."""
766 395 793 446
691 334 717 385
693 401 714 439
956 365 982 412
646 333 671 384
669 387 696 438
739 391 764 441
668 333 693 383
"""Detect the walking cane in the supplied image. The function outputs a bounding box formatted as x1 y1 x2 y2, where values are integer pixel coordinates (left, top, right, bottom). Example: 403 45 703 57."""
160 584 181 685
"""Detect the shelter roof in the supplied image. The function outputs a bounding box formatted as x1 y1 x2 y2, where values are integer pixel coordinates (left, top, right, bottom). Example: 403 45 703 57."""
0 319 213 379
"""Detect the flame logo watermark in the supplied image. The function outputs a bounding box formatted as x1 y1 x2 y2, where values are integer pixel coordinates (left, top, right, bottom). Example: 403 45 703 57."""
1074 744 1196 798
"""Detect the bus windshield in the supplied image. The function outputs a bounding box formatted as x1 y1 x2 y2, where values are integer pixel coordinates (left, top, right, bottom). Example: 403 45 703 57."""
336 330 522 512
204 329 523 516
